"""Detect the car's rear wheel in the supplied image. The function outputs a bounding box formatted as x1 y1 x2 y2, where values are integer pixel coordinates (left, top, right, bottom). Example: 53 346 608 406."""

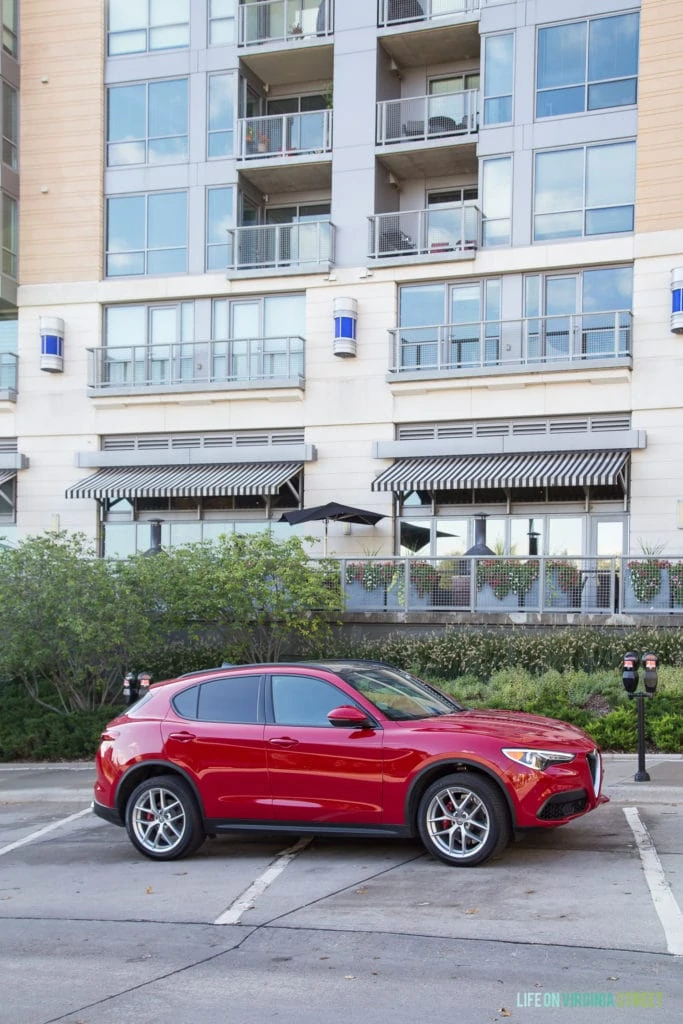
417 772 510 867
125 775 205 861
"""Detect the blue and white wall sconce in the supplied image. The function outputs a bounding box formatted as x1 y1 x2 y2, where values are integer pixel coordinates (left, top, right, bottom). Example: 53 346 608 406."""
40 316 65 372
333 297 358 358
671 269 683 333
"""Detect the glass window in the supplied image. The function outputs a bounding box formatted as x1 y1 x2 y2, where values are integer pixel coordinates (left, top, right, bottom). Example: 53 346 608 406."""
481 156 511 246
2 83 17 169
172 685 199 719
271 674 349 727
534 142 635 242
0 473 16 523
197 675 261 723
108 0 189 56
107 79 188 166
209 0 236 46
2 194 17 277
2 0 17 55
106 192 187 276
484 34 513 125
547 517 583 557
208 75 235 158
212 294 304 381
536 14 639 118
103 301 195 384
207 187 234 270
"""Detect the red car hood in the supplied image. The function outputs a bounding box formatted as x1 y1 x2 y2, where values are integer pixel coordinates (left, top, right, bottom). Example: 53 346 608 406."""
402 708 596 750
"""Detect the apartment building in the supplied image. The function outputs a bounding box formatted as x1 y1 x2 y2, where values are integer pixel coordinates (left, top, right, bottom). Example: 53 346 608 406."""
2 0 683 568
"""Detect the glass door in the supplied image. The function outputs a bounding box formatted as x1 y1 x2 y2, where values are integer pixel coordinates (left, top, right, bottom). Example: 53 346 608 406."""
526 274 579 360
231 301 261 379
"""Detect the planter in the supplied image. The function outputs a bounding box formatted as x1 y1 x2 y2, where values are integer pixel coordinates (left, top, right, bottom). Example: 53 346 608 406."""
476 584 519 610
624 568 670 612
344 581 400 611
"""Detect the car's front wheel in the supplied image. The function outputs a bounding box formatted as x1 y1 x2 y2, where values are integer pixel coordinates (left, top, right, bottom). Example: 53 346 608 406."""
125 775 205 861
417 772 510 867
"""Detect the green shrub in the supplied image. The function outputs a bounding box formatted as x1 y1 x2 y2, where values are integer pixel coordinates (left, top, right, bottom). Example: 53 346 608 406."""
648 713 683 752
584 708 638 752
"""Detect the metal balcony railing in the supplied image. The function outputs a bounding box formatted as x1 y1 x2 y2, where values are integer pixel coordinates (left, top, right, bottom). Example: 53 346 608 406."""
238 0 333 46
369 203 480 259
0 353 17 394
376 89 478 145
378 0 481 28
87 339 305 392
389 311 633 375
237 110 333 159
227 222 334 271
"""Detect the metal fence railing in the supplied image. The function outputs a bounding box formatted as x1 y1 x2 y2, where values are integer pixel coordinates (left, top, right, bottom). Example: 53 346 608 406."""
369 203 480 259
388 311 633 375
227 222 334 272
239 0 333 45
0 353 17 394
377 0 481 29
376 89 478 145
315 556 683 615
87 338 305 391
237 110 333 160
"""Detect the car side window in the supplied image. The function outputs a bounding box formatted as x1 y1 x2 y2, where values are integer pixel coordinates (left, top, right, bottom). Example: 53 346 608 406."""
172 685 199 720
271 674 351 727
196 675 261 724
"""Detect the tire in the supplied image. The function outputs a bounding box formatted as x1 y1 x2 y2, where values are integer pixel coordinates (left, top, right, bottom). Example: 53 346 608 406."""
125 775 205 861
417 772 510 867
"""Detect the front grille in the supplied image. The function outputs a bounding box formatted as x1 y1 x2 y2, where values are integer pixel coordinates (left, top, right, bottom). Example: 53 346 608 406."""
537 789 588 821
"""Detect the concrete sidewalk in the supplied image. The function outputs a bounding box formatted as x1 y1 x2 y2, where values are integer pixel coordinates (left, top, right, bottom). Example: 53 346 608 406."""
0 753 681 804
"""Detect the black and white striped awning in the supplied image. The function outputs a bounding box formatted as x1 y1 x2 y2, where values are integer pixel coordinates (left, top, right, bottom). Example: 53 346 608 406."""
65 462 303 500
0 470 16 487
371 450 629 492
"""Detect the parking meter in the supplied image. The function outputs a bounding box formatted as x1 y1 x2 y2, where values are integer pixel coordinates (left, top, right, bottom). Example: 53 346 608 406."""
123 671 138 706
622 652 639 695
641 653 658 696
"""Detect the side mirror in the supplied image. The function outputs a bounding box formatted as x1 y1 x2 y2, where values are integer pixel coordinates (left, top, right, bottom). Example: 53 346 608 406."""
327 705 372 728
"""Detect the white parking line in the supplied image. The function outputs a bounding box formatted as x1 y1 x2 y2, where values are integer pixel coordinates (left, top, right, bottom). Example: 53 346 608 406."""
214 837 312 925
624 807 683 956
0 807 92 858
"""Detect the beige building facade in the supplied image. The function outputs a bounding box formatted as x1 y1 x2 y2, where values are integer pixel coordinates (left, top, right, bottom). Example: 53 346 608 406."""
3 0 683 580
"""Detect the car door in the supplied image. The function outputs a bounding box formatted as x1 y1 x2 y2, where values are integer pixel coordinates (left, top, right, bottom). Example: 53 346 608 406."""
161 674 270 821
265 671 384 824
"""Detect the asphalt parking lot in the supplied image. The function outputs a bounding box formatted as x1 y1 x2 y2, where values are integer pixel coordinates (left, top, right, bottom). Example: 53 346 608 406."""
1 755 681 1023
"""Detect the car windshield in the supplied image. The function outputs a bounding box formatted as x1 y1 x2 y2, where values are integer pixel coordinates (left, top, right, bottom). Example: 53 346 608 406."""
339 665 462 721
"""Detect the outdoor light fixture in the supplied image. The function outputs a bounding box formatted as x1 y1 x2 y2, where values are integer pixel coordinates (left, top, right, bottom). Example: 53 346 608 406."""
621 651 659 781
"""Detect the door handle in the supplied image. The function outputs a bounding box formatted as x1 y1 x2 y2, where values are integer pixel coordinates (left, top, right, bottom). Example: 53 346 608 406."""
167 731 196 742
269 737 299 748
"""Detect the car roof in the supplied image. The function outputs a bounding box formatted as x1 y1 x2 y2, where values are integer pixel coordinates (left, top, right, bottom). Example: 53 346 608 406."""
155 659 393 688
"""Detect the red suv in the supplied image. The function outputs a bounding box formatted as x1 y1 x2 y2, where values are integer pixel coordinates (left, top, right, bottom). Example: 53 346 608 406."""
93 660 607 866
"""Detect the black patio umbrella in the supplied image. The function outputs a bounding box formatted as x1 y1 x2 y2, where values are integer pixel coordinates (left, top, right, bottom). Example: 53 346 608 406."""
279 502 385 554
399 522 459 553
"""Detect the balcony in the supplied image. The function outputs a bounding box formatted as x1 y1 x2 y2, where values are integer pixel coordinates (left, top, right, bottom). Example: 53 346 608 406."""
227 221 334 275
376 90 477 177
369 203 479 262
388 312 633 378
378 1 480 67
0 353 17 401
237 110 332 191
87 339 305 396
238 1 334 88
378 0 480 29
239 0 333 46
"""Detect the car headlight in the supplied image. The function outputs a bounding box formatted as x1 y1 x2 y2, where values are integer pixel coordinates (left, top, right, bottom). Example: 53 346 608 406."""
502 748 576 771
